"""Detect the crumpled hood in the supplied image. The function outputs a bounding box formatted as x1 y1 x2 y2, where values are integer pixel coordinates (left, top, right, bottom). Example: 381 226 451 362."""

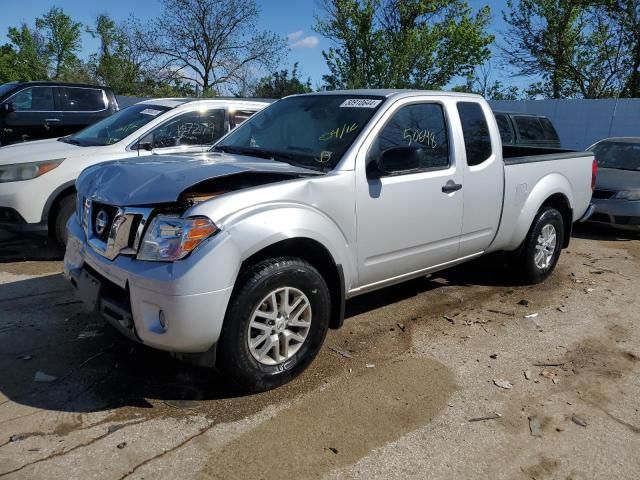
77 152 322 206
595 167 640 192
0 138 86 165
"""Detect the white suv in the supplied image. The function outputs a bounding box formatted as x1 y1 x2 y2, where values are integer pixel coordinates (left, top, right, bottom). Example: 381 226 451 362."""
0 98 270 245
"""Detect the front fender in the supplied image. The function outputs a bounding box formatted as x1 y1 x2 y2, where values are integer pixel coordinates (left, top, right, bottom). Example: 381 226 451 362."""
220 202 356 290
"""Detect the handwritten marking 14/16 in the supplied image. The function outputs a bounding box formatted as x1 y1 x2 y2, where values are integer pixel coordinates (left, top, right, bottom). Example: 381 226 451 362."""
403 128 437 148
319 123 359 141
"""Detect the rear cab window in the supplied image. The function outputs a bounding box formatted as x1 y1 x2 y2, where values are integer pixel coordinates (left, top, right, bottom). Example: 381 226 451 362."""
495 113 514 144
513 115 545 142
457 102 492 166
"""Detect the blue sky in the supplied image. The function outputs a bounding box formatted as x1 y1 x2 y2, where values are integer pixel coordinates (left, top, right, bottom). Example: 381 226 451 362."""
0 0 519 89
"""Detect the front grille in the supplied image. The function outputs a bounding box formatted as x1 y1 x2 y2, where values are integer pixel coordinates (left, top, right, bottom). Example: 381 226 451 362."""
91 202 119 241
592 189 615 200
83 199 153 260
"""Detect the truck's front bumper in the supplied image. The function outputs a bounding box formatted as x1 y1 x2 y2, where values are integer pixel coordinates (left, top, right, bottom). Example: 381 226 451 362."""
63 218 236 353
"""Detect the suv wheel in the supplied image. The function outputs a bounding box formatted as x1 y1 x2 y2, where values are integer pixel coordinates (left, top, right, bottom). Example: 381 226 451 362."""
52 194 76 248
516 206 564 284
217 257 331 392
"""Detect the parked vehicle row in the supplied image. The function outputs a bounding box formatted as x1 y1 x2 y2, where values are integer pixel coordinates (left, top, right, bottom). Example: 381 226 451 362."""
0 97 270 245
63 90 595 391
1 81 635 393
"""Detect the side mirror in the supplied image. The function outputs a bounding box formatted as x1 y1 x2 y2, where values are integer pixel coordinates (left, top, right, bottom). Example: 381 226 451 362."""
0 102 15 114
136 133 153 151
367 146 424 178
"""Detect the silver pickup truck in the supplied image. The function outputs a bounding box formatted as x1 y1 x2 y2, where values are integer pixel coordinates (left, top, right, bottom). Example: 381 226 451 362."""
64 90 596 391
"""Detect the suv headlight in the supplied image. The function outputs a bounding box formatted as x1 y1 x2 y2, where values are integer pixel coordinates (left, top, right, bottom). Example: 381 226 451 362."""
137 215 218 261
613 190 640 201
0 159 64 183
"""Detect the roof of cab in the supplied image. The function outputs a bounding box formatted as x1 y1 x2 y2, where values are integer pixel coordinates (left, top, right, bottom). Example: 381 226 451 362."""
138 97 274 109
288 89 484 100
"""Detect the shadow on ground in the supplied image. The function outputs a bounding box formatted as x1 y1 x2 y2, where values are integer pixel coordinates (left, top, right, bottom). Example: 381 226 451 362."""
0 228 64 262
573 222 639 242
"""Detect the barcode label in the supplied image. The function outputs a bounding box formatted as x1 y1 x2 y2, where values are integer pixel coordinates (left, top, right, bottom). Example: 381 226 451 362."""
339 99 382 108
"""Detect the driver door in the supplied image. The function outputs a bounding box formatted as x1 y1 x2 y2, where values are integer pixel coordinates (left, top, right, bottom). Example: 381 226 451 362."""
143 108 226 155
355 100 464 289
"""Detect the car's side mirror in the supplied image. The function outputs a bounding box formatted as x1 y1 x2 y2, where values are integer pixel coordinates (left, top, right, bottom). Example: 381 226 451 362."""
367 146 424 178
0 102 15 114
136 133 154 151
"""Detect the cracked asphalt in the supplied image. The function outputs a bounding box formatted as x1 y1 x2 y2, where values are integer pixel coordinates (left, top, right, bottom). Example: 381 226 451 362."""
0 225 639 479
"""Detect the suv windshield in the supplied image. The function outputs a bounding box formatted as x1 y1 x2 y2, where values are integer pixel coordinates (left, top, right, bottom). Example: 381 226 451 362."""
62 104 172 147
590 141 640 171
213 94 385 171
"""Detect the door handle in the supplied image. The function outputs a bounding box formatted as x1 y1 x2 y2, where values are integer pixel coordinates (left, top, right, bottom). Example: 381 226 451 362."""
442 181 462 194
44 118 61 122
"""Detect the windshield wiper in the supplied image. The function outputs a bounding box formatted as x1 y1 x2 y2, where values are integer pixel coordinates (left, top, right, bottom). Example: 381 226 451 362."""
214 145 300 163
214 145 327 172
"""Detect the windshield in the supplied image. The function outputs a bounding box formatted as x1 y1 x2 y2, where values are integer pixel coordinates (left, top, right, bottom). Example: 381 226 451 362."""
0 82 18 97
590 141 640 171
63 104 172 147
214 94 385 171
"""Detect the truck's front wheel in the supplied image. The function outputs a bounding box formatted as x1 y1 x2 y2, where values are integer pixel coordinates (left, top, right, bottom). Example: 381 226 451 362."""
217 257 331 392
516 206 564 284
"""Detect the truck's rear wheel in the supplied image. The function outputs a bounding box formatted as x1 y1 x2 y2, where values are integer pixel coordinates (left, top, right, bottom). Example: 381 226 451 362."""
52 193 76 248
217 257 331 392
516 206 564 284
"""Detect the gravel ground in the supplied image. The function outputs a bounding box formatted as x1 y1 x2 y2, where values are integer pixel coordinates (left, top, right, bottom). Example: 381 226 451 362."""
0 225 638 479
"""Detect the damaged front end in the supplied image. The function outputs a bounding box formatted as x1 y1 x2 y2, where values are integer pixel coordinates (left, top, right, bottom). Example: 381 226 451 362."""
76 154 321 262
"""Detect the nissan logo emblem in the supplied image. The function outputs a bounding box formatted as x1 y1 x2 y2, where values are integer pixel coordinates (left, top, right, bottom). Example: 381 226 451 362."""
95 210 109 236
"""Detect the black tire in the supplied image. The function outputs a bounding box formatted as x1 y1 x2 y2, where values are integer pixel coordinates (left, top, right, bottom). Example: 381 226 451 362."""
52 194 76 247
217 257 331 392
515 206 564 284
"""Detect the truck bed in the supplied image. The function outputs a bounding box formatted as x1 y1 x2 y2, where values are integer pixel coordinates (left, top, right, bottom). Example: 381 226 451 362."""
502 145 590 165
489 146 595 253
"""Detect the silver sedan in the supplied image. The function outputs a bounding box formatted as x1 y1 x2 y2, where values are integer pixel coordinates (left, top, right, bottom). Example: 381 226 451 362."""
587 137 640 232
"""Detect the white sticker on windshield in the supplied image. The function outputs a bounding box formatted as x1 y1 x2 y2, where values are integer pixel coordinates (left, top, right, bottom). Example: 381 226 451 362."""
339 99 382 108
140 108 163 116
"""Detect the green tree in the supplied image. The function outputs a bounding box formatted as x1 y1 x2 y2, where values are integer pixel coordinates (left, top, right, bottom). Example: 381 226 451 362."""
315 0 494 90
253 63 312 98
503 0 628 98
0 24 50 82
36 7 83 80
609 0 640 97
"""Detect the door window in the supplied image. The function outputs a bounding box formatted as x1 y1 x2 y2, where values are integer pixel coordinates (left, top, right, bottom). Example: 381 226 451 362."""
10 87 55 111
62 88 106 111
369 103 450 174
457 102 492 166
150 109 226 148
230 109 257 129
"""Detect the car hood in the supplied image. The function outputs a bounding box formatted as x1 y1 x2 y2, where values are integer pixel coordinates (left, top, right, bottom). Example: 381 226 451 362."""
596 167 640 191
0 138 91 165
77 152 323 206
